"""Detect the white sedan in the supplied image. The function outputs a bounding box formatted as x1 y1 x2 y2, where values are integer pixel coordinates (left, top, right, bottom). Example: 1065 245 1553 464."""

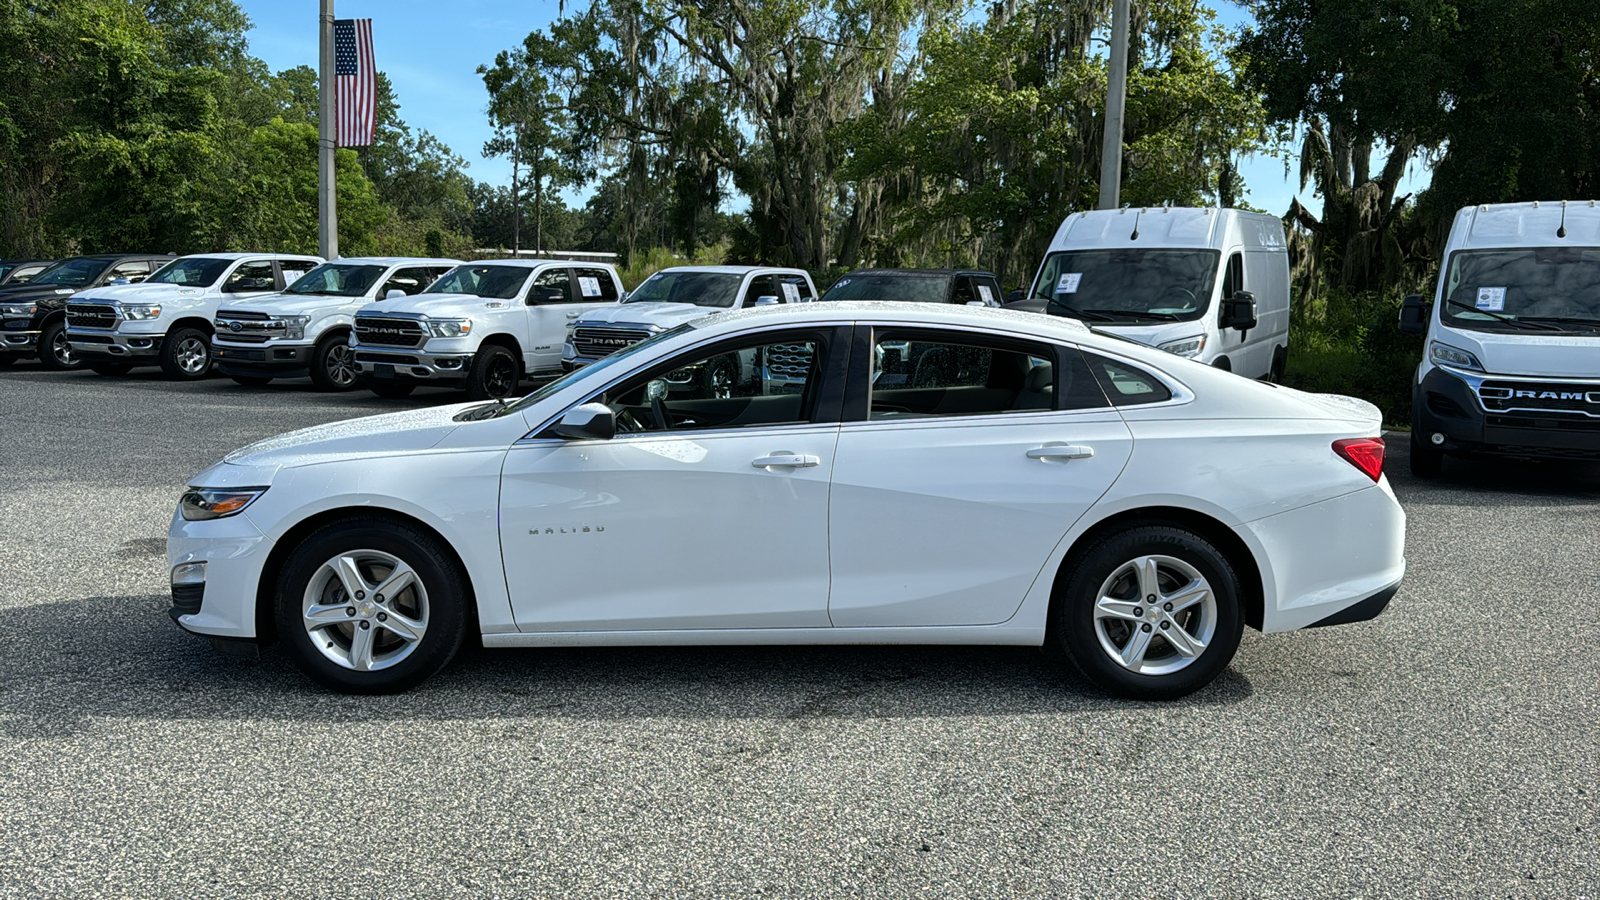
169 302 1405 700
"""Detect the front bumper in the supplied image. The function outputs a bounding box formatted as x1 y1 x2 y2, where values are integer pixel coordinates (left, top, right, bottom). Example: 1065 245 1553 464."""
1414 365 1600 460
214 340 314 377
0 328 39 356
66 328 163 360
168 507 272 642
351 345 472 385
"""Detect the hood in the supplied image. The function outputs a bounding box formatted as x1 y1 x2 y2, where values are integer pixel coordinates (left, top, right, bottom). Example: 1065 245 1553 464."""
0 282 86 303
219 291 364 317
1431 325 1600 378
364 292 517 317
73 282 201 304
221 403 475 470
576 301 721 328
1088 319 1208 348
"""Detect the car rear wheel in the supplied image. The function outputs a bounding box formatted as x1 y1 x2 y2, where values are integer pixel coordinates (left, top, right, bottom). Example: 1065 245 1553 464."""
276 518 468 694
310 334 358 391
159 327 212 379
39 319 82 370
1055 524 1244 700
1409 428 1443 478
466 344 519 400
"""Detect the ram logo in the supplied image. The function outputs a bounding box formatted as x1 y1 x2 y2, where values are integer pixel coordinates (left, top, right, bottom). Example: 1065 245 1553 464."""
1511 390 1586 401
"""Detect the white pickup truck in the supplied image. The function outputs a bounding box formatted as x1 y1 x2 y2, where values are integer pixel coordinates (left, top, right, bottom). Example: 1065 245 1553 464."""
349 259 625 399
564 265 817 370
66 253 323 378
213 257 460 390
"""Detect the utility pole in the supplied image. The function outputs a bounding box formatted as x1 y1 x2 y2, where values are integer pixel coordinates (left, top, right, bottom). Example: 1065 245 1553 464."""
318 0 339 259
1097 0 1130 210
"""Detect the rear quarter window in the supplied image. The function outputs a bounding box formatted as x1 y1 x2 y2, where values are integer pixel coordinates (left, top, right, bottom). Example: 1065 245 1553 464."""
1081 351 1173 406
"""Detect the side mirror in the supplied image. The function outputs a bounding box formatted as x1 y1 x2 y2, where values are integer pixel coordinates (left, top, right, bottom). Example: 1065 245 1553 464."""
528 286 565 305
645 379 669 402
1398 294 1431 336
965 300 987 307
384 289 406 300
553 402 616 441
753 295 781 307
1222 290 1257 331
1007 289 1024 304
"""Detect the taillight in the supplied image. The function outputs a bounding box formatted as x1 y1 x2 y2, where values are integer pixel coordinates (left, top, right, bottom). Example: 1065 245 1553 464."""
1333 437 1386 482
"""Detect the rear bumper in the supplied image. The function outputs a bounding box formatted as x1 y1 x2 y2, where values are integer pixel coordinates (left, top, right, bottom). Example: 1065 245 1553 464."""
1414 365 1600 459
214 340 313 377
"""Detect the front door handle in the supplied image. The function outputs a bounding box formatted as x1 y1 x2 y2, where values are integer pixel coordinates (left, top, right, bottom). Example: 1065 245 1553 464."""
1026 443 1094 461
752 453 820 469
565 311 582 318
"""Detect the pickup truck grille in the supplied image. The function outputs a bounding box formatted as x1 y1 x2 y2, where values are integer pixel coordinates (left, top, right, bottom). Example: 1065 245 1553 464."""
215 310 281 344
1478 380 1600 417
67 305 118 329
766 343 814 380
572 325 653 359
355 316 426 348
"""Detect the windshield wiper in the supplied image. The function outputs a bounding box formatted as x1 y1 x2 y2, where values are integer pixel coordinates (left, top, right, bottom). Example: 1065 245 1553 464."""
1050 305 1121 322
1444 298 1565 331
1083 308 1184 322
1513 316 1600 332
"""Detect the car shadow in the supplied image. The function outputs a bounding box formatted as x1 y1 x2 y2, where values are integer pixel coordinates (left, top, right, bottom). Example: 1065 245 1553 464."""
0 594 1255 736
1385 433 1600 499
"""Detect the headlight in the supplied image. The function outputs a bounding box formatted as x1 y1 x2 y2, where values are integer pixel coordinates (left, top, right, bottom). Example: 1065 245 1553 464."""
1429 341 1483 371
425 318 472 338
179 487 268 521
0 303 37 317
1157 335 1207 358
279 315 311 340
120 303 163 320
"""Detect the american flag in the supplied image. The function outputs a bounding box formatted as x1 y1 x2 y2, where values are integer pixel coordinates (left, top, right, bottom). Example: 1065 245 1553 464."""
334 19 375 147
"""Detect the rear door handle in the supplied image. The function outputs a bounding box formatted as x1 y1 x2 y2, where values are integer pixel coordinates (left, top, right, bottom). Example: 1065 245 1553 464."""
752 453 820 468
1026 443 1094 461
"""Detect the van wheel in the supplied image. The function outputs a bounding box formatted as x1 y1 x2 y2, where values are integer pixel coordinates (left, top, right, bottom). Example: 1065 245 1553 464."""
310 334 359 391
466 344 519 400
1409 429 1443 478
1267 347 1287 383
1212 356 1232 372
159 327 212 379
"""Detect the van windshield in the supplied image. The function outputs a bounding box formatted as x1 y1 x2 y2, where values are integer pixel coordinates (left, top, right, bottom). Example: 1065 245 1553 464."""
1440 248 1600 333
1033 249 1219 323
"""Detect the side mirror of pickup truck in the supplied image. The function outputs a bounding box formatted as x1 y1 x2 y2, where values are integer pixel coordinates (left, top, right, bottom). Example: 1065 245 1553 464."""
753 295 781 307
553 402 616 441
384 289 407 300
1398 294 1431 335
529 286 565 305
1222 290 1257 331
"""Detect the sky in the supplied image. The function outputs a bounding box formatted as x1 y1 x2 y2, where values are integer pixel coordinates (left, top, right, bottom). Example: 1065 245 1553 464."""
236 0 1428 219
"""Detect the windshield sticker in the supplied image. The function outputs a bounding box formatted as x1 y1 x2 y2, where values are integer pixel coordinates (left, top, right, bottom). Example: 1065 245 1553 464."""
781 282 800 303
578 276 602 297
1056 273 1083 294
1476 286 1506 311
977 284 994 304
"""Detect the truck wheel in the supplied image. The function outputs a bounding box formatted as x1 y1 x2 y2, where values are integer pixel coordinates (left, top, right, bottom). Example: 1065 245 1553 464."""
700 354 739 398
367 379 416 399
466 344 519 400
1409 429 1444 478
275 517 468 694
230 374 273 387
310 334 359 391
38 319 82 370
159 327 212 379
89 362 133 376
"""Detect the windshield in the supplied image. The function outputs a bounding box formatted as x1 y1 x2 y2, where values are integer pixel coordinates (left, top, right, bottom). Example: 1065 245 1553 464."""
424 265 530 300
287 263 385 297
820 273 949 303
1033 249 1219 322
626 271 743 308
32 258 108 287
502 323 696 416
148 257 232 287
1440 248 1600 333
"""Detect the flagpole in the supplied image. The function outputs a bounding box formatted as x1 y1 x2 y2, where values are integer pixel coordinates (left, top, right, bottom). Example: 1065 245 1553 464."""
318 0 339 259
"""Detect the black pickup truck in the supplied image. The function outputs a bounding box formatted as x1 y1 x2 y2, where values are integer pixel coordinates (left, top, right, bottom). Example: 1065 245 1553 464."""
818 268 1006 307
0 254 173 369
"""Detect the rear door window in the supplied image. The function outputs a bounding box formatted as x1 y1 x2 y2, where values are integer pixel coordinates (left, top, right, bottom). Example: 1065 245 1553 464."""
574 268 620 302
864 329 1068 419
278 258 318 287
774 274 813 302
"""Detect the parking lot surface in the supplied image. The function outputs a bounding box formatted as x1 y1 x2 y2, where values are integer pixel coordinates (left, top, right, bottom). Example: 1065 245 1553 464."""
1 363 1596 898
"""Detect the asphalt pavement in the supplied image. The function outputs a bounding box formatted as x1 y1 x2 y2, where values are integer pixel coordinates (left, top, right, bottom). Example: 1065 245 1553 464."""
1 361 1596 898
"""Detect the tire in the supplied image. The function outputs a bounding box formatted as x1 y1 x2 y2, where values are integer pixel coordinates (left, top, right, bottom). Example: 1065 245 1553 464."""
700 354 739 399
89 362 133 376
1055 524 1245 701
229 374 273 387
1267 347 1287 383
159 326 212 379
367 378 415 399
466 344 519 401
1212 356 1232 373
275 517 469 694
38 318 82 371
309 333 359 391
1409 428 1444 478
0 356 15 367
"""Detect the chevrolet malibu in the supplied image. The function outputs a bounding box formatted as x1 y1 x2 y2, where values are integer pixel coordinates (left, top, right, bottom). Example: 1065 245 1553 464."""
168 302 1405 700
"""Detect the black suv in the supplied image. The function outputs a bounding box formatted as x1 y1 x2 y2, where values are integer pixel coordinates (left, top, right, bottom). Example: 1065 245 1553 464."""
0 254 173 369
818 268 1006 307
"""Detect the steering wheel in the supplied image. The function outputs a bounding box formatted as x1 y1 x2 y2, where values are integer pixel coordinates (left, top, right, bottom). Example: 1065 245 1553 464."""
616 406 647 433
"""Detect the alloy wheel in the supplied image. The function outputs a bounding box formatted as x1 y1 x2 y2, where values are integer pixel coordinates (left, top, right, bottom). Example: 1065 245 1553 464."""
1091 554 1217 676
301 549 430 672
52 330 74 367
325 343 356 387
485 356 516 397
176 336 209 374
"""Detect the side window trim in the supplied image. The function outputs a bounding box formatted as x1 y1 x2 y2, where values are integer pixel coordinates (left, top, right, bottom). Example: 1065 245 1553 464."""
841 325 1069 423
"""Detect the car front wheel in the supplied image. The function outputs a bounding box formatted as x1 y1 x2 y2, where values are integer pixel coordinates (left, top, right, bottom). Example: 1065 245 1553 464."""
1055 524 1244 700
160 327 212 379
466 344 519 400
276 518 468 694
39 319 82 370
310 334 358 391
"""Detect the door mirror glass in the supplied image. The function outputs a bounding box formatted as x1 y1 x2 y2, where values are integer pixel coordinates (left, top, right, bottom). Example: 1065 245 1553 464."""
553 402 616 441
754 295 781 307
1398 293 1431 336
1223 290 1257 331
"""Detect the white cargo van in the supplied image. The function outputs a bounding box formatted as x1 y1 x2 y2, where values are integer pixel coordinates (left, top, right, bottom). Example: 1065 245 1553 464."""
1399 201 1600 475
1023 207 1291 379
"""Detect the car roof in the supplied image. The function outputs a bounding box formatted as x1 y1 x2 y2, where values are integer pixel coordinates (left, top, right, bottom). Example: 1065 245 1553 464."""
174 252 323 261
464 258 615 270
837 268 996 278
653 265 808 276
692 300 1104 340
319 257 463 267
1451 200 1600 250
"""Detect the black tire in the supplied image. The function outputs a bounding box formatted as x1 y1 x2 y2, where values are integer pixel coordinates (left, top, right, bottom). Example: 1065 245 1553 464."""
89 362 133 376
1212 356 1232 373
309 332 359 391
700 354 739 398
38 318 82 371
159 326 212 379
1409 428 1444 478
275 517 469 694
1054 524 1245 701
466 344 519 400
229 374 273 387
1267 347 1287 383
367 378 416 399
